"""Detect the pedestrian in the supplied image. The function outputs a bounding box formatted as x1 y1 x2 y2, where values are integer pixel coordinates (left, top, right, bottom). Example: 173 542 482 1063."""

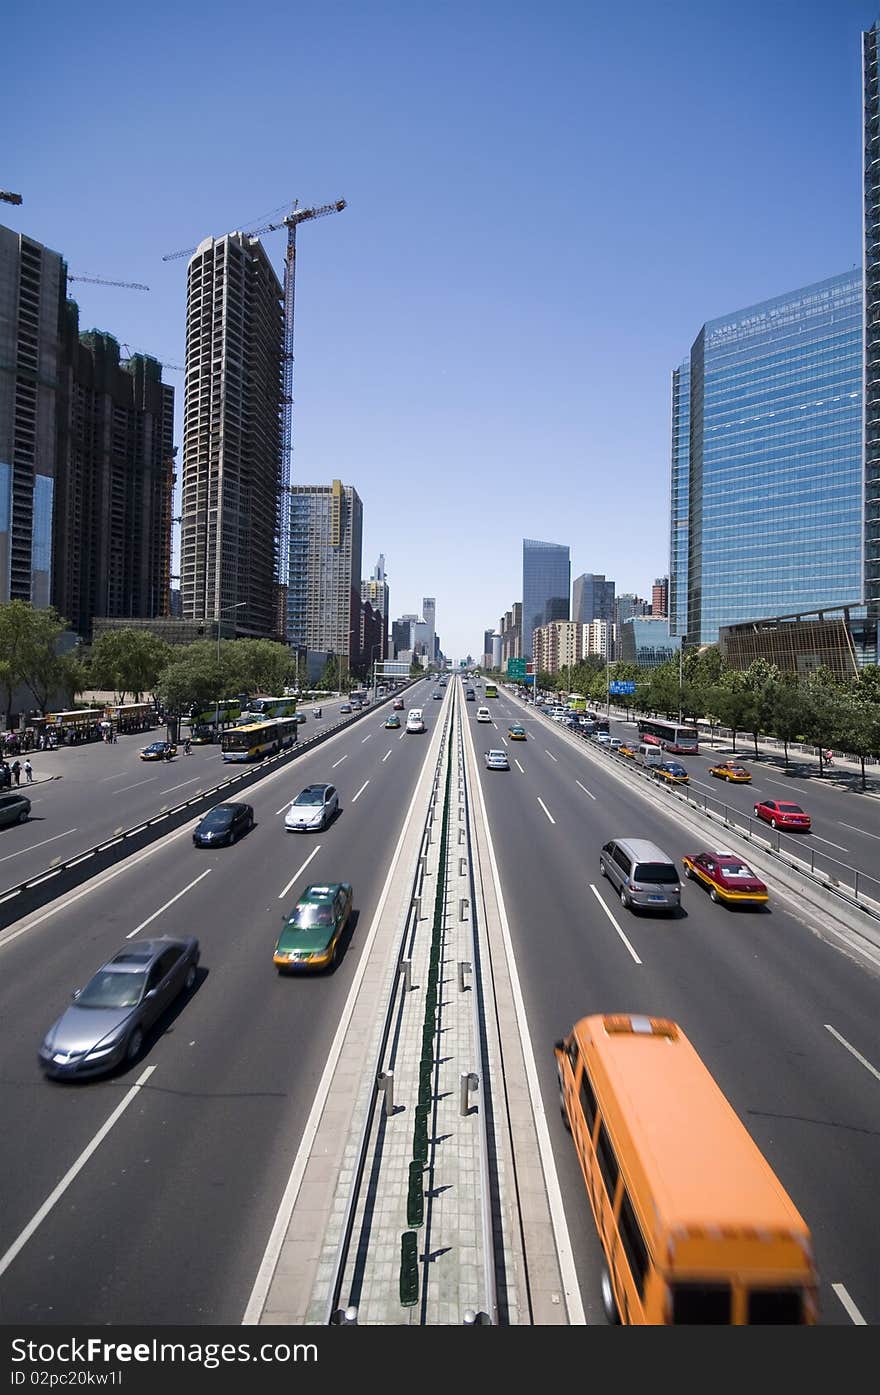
0 762 9 791
823 748 834 766
11 759 21 786
24 759 33 783
112 726 118 743
183 737 191 755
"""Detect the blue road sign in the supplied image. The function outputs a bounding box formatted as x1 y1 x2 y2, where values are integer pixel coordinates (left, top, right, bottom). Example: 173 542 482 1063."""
609 680 636 695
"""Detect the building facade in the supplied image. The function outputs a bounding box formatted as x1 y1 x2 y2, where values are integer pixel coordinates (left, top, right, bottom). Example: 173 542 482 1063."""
864 23 880 629
180 232 283 640
572 572 615 627
584 618 614 660
651 576 669 619
669 358 690 638
288 480 363 675
615 593 649 632
521 539 570 659
421 597 436 665
360 554 389 660
499 603 522 666
680 270 863 649
618 616 680 667
482 628 494 669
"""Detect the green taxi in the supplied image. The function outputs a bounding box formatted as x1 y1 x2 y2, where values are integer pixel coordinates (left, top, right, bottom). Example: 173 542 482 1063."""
274 883 353 973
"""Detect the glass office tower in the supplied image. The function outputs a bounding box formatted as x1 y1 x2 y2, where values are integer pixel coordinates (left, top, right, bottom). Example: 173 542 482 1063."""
521 539 570 659
863 22 880 625
684 271 863 647
668 359 690 638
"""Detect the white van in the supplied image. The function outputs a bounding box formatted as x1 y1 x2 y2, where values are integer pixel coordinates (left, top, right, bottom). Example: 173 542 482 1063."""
406 708 425 733
637 742 664 768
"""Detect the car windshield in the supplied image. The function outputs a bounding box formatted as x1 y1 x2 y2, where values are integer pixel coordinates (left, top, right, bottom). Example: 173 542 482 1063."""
294 789 325 806
200 808 233 828
288 903 334 929
634 863 679 884
77 969 147 1009
719 861 755 879
779 803 804 814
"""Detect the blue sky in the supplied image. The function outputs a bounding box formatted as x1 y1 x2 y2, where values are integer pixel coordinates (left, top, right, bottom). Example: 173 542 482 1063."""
4 0 873 659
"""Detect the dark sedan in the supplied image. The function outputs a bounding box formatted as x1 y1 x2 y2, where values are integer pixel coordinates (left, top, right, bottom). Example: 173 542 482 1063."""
39 937 200 1079
193 802 254 847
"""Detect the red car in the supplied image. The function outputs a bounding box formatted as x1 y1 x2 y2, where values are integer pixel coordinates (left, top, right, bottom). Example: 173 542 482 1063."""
681 851 768 907
753 799 811 831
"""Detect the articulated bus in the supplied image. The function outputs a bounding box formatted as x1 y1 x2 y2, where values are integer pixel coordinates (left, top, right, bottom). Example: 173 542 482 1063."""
484 683 498 698
636 718 699 754
242 696 299 720
220 718 298 762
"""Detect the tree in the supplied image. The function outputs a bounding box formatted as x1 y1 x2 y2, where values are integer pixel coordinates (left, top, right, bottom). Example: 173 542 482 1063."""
90 629 171 702
835 690 880 790
802 670 847 778
765 676 807 767
223 639 295 697
155 651 219 715
320 654 341 691
0 601 72 719
741 659 778 758
704 671 756 752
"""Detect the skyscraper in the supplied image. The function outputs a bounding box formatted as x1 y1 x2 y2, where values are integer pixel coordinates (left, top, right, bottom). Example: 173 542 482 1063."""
572 572 615 626
361 554 390 659
651 576 669 619
180 232 283 640
0 225 65 608
288 480 363 674
680 271 862 648
521 539 570 659
668 359 690 638
864 23 880 625
422 596 436 663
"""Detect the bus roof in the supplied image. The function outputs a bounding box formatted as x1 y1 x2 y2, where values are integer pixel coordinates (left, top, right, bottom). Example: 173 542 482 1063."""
574 1015 810 1243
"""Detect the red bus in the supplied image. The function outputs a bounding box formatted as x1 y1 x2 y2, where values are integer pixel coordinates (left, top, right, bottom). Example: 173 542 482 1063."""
636 719 699 754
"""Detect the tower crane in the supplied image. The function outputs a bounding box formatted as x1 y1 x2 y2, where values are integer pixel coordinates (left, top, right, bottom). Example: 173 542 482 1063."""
68 274 150 290
162 198 347 621
1 191 22 205
120 344 184 371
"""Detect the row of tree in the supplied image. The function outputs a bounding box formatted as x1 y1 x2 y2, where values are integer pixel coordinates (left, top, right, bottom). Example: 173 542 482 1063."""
499 647 880 788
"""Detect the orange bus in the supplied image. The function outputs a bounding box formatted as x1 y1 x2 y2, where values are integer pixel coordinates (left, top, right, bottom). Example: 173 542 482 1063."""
554 1014 817 1324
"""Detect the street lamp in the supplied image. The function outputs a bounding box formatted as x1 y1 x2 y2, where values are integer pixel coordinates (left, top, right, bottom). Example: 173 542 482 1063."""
217 603 246 727
369 642 382 703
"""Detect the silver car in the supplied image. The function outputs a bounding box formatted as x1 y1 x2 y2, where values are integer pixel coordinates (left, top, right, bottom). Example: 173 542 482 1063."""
285 783 338 831
484 749 510 770
39 937 200 1079
599 838 681 913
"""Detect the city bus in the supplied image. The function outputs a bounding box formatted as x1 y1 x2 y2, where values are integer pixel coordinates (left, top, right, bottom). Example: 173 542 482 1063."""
38 709 105 743
566 693 587 712
555 1014 817 1325
484 683 498 698
636 718 699 754
103 702 155 734
220 717 298 762
242 696 299 720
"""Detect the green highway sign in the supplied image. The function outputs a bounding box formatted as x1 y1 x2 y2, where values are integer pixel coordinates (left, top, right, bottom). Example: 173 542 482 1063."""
507 658 526 679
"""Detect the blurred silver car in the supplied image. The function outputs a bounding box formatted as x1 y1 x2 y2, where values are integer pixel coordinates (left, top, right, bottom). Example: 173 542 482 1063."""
285 783 338 831
39 937 200 1079
484 749 509 770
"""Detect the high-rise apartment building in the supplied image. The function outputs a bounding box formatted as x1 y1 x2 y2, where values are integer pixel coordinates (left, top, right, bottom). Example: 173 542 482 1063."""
572 573 615 627
422 597 436 664
288 480 363 672
499 603 522 666
55 316 175 638
522 539 570 659
651 576 669 619
482 628 494 668
180 232 283 640
615 593 649 631
0 225 65 607
669 359 690 638
361 554 390 659
674 271 863 649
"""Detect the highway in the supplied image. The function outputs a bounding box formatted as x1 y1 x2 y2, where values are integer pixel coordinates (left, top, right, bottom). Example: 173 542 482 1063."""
0 694 381 894
464 683 880 1326
0 688 440 1323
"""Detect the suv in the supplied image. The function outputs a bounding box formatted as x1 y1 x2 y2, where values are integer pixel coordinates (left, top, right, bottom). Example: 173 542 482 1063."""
599 837 681 913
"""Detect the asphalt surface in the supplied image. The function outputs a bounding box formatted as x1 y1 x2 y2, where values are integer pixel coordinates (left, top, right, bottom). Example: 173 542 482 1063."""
0 695 398 894
0 684 444 1323
464 684 880 1326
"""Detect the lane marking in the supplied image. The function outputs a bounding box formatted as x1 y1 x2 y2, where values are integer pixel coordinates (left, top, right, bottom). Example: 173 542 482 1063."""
544 749 558 762
575 780 596 801
0 1066 156 1281
824 1023 880 1085
361 734 372 744
162 776 201 795
514 759 525 774
0 828 77 864
331 754 348 769
502 738 508 747
832 1282 867 1325
399 733 406 741
277 845 322 901
99 772 132 783
113 777 158 793
352 780 370 803
382 750 392 763
537 797 556 825
590 884 643 965
126 868 212 938
839 821 880 842
274 799 293 815
811 834 849 852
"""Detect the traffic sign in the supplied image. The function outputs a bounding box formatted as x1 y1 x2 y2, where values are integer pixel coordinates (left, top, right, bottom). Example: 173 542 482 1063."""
609 680 636 695
507 658 526 679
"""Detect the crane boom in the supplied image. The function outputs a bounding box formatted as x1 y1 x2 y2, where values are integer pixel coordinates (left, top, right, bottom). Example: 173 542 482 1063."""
68 275 150 291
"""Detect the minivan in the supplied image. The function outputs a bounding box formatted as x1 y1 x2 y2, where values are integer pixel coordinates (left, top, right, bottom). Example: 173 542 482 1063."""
637 742 664 768
599 838 681 913
406 708 426 733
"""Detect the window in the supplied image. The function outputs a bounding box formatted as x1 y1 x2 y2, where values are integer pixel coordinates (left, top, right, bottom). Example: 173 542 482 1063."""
747 1288 803 1324
613 847 632 875
579 1069 597 1134
595 1121 619 1201
617 1189 649 1296
671 1283 732 1324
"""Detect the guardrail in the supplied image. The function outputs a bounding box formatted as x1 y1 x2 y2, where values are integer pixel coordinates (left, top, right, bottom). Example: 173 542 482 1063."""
0 685 420 934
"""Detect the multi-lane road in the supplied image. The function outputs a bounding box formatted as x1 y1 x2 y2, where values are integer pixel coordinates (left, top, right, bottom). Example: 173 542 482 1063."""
0 675 877 1325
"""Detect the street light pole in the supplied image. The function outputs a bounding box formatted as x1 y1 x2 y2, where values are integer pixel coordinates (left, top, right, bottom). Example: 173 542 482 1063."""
678 640 684 727
217 602 246 730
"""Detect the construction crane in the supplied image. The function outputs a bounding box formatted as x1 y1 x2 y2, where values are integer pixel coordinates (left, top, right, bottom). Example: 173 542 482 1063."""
162 198 347 613
120 344 184 371
1 191 22 205
68 274 150 290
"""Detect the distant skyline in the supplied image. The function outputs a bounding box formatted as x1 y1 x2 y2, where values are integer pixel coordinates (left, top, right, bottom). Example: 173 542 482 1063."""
4 0 870 658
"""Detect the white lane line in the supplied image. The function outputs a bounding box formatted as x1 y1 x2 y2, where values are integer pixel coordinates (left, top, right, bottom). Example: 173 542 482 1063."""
277 845 322 901
824 1023 880 1085
361 734 372 743
126 868 212 938
399 732 406 741
99 771 132 783
832 1282 867 1325
113 776 158 793
514 759 525 773
0 1065 156 1281
575 780 596 801
274 798 293 815
331 754 349 769
502 738 508 747
839 821 880 841
382 750 392 763
0 828 77 864
352 780 370 803
537 797 556 825
590 884 643 965
162 776 201 795
689 777 718 793
811 834 849 852
544 749 558 762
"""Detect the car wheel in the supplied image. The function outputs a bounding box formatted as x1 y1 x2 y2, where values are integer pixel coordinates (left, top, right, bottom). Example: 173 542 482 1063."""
18 809 28 824
184 964 197 991
248 813 254 830
601 1264 620 1325
126 1027 144 1062
709 886 719 903
770 818 777 829
599 859 607 879
684 865 694 880
620 887 630 910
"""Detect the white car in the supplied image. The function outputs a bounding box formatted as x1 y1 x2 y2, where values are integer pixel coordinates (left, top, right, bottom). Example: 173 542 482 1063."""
594 731 612 744
485 749 509 770
476 707 492 723
285 783 338 831
406 709 426 733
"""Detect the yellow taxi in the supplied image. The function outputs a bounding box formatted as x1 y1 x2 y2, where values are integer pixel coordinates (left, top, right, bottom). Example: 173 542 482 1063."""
654 760 690 785
709 761 752 783
618 740 639 759
507 724 527 741
140 740 176 761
